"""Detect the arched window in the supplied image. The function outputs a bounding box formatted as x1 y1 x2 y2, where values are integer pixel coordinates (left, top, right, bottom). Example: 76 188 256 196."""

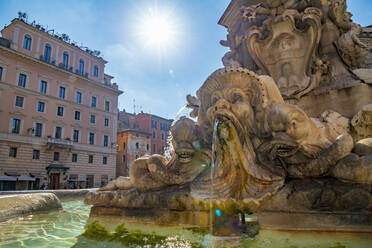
79 59 84 75
44 43 51 63
62 52 69 69
93 65 99 77
23 34 32 50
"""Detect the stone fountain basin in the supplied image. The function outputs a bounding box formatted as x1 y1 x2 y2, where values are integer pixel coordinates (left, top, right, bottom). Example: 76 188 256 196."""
0 193 62 222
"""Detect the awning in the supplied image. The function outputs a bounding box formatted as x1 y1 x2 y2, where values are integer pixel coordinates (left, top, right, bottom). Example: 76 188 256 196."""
46 164 70 170
18 175 36 181
5 172 20 177
0 175 17 181
30 173 43 178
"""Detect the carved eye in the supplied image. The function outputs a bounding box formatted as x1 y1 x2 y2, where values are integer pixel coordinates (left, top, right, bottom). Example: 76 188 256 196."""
232 93 243 104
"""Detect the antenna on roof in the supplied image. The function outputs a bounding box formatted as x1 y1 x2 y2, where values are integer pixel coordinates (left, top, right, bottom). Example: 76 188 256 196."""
133 99 136 115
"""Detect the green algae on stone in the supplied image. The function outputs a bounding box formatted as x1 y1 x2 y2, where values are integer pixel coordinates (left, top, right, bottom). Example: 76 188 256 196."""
81 221 205 247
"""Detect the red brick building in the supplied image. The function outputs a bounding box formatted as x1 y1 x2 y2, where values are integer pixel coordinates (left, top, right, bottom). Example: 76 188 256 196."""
116 110 172 177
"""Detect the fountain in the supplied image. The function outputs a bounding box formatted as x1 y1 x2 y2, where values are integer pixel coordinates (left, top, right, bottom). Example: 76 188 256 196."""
85 0 372 239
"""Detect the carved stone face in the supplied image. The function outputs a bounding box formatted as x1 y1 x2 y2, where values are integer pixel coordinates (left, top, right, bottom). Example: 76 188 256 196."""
171 117 198 163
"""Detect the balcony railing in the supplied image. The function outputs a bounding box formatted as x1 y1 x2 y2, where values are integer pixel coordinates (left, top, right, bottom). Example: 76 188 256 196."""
47 137 73 149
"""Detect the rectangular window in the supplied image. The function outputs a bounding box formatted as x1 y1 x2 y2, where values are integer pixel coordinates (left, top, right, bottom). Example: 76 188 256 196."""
55 126 62 139
89 132 95 145
105 101 110 111
40 80 47 94
152 131 156 139
59 86 65 99
57 106 64 117
151 120 157 129
18 73 27 87
90 115 96 124
94 65 99 77
122 155 126 162
103 156 107 165
73 130 79 142
103 135 109 147
23 36 31 50
32 149 40 160
75 92 82 104
74 111 80 120
35 123 43 137
9 147 17 157
72 153 78 162
153 144 156 153
91 96 96 107
62 52 69 69
0 66 3 81
104 118 109 127
53 152 60 161
15 96 24 108
123 142 126 149
37 101 45 112
12 119 21 134
88 155 93 163
162 133 164 140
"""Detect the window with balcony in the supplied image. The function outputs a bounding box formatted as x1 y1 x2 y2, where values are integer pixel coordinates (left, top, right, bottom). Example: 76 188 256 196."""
105 101 110 111
73 130 79 142
32 149 40 160
12 119 21 134
88 155 93 163
35 123 43 137
0 66 3 81
44 44 51 63
53 152 60 161
62 52 69 69
91 96 96 107
59 86 66 99
75 91 82 104
103 135 109 147
23 35 32 50
104 118 109 127
55 126 62 139
90 115 96 124
78 59 84 75
57 106 64 117
18 73 26 87
89 132 95 145
40 80 47 94
9 147 17 158
15 96 24 108
93 65 99 77
72 153 77 162
103 156 107 165
74 111 80 120
37 101 45 112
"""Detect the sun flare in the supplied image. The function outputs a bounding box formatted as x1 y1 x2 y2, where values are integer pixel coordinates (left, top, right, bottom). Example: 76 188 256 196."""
136 7 180 54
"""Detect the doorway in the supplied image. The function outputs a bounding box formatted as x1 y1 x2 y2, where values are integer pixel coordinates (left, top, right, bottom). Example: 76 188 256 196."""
86 175 94 188
49 173 60 189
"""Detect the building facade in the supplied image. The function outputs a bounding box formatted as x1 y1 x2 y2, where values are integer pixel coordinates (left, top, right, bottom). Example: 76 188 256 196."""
116 129 151 176
0 18 122 190
116 110 172 177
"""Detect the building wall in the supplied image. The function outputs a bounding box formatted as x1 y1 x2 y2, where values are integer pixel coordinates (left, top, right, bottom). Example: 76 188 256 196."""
116 130 150 177
0 19 122 189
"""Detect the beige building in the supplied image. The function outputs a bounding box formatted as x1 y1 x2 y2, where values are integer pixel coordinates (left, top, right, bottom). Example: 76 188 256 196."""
0 18 122 190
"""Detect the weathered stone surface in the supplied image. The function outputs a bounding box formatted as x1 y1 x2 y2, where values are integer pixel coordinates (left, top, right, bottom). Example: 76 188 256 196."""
354 138 372 155
351 103 372 140
353 68 372 84
0 193 62 222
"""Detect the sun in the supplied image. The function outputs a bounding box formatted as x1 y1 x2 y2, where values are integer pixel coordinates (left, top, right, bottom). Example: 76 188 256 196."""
136 7 180 54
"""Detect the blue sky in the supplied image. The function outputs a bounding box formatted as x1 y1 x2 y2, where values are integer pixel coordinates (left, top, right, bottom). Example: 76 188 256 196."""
0 0 370 119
